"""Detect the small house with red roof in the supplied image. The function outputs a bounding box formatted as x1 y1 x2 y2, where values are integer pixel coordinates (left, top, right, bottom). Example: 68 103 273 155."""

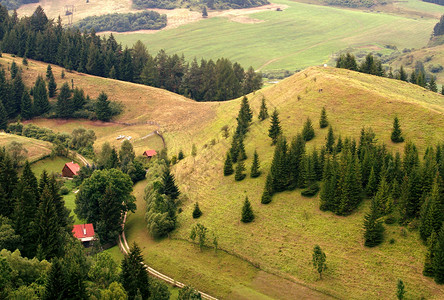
62 161 80 178
143 149 157 160
72 223 96 246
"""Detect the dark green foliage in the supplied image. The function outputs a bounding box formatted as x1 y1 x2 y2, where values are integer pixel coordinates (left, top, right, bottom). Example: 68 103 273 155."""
397 279 406 300
239 96 252 123
261 172 273 204
391 117 404 143
428 76 438 92
56 82 73 118
178 149 184 160
433 226 444 284
161 168 180 200
366 167 378 197
250 150 261 178
119 140 135 173
433 14 444 36
95 91 112 121
33 76 49 116
241 197 254 223
120 243 150 299
133 0 269 10
399 66 408 82
288 134 305 189
20 90 33 120
48 74 56 98
0 216 21 252
423 231 438 277
76 11 167 32
360 53 384 76
258 96 269 121
0 101 6 130
270 136 288 192
202 6 208 17
223 152 234 176
319 107 328 128
312 245 327 279
190 223 207 251
302 117 315 141
178 285 202 300
12 73 25 117
363 198 384 247
301 182 320 197
325 126 335 153
10 61 18 80
46 65 52 80
43 258 65 300
420 179 443 242
268 109 281 145
336 53 358 70
192 202 202 219
234 154 246 181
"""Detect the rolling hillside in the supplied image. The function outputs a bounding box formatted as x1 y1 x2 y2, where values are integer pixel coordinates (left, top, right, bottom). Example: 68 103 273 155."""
8 54 444 299
0 132 52 162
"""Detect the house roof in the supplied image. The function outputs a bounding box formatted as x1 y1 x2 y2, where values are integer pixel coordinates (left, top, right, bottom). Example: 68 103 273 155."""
143 149 157 157
64 162 80 175
72 223 95 242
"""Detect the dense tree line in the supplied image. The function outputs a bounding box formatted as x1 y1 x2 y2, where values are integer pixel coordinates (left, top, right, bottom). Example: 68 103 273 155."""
0 0 37 10
424 0 444 7
0 5 262 102
133 0 269 10
326 0 382 8
76 11 167 33
433 14 444 36
336 52 441 93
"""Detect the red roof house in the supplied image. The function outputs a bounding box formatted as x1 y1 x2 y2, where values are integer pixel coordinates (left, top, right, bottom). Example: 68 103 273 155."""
72 223 95 243
62 162 80 178
143 149 157 159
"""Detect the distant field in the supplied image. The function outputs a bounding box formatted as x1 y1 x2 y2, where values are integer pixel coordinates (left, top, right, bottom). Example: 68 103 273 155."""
0 132 52 162
113 0 443 72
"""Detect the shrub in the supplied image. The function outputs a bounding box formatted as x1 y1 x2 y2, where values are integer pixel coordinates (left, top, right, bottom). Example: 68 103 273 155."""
301 183 320 197
60 186 70 195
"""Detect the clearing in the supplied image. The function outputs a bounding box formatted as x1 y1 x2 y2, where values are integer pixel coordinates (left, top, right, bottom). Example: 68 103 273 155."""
0 132 52 162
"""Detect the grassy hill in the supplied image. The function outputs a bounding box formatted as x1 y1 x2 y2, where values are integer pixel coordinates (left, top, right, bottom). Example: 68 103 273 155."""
10 54 444 299
0 132 52 162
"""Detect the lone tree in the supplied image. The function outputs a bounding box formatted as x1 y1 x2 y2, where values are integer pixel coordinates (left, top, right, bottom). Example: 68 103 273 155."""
258 96 269 121
250 150 261 178
312 245 327 279
241 197 254 223
223 152 234 176
268 109 281 145
302 117 315 141
391 116 404 143
319 107 328 128
397 279 406 300
192 202 202 219
95 91 112 121
202 6 208 18
363 198 384 247
48 73 57 98
234 153 246 181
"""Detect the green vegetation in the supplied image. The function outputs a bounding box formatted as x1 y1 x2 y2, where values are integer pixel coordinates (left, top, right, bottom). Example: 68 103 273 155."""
133 0 268 10
76 11 167 33
0 0 37 10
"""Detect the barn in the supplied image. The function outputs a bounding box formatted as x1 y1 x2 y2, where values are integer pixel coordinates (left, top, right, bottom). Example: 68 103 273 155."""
72 223 95 246
143 149 157 160
62 161 80 178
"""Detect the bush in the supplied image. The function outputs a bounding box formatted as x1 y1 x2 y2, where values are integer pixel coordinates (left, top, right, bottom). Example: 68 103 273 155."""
384 216 397 225
428 64 443 73
389 238 395 244
301 183 320 197
60 186 70 195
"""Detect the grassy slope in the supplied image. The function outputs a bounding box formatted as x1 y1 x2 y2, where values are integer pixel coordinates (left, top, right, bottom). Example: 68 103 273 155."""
113 0 442 72
0 132 52 162
12 54 444 298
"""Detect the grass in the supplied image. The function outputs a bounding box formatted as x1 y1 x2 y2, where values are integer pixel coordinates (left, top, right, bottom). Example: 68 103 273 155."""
112 0 443 72
10 53 444 298
30 156 77 177
0 132 52 162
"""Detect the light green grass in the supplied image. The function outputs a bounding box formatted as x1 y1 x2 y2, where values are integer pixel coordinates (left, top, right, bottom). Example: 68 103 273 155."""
30 156 77 177
114 0 441 72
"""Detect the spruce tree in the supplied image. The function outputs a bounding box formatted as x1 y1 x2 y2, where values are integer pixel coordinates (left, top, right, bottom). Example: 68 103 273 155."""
366 166 378 197
0 101 7 130
241 197 254 223
44 258 66 300
302 117 315 141
396 279 406 300
420 179 443 242
234 153 246 181
399 66 408 82
223 152 234 176
410 71 417 84
33 75 50 116
192 202 202 219
433 226 444 284
429 76 438 92
312 245 327 279
336 136 343 153
20 90 33 120
120 243 150 299
268 109 281 145
258 96 269 121
56 82 73 118
237 136 247 161
48 73 57 98
46 64 53 80
230 136 239 163
325 126 334 153
161 168 180 200
319 107 328 128
270 136 288 192
95 91 112 121
239 96 252 123
178 149 184 160
363 198 384 247
250 150 260 178
261 172 273 204
391 116 404 143
423 230 438 277
10 61 18 79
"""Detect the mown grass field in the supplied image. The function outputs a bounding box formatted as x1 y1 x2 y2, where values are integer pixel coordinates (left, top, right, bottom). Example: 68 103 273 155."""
113 0 443 72
0 132 52 162
13 55 444 298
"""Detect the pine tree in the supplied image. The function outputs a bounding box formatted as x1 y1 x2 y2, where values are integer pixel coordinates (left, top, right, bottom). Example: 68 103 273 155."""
363 198 384 247
192 202 202 219
268 109 281 145
120 243 150 299
423 230 438 277
46 64 53 80
399 66 408 82
391 116 404 143
56 82 73 118
230 136 239 163
410 71 417 84
95 91 112 121
420 179 443 242
270 136 288 192
325 126 334 153
33 75 49 116
10 61 18 79
20 90 33 120
287 134 306 189
178 149 184 160
202 6 208 18
223 152 234 176
234 153 246 181
48 73 57 98
429 76 438 92
261 172 273 204
250 150 260 178
44 258 66 300
241 197 254 223
237 136 247 161
336 135 343 153
240 96 252 123
319 107 328 128
397 279 406 300
258 96 269 121
302 117 315 141
433 226 444 284
312 245 327 279
161 168 180 200
366 166 378 197
0 101 7 130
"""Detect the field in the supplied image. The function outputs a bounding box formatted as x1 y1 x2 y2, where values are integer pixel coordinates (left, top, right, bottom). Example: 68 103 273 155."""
112 0 444 72
11 54 444 298
0 132 52 162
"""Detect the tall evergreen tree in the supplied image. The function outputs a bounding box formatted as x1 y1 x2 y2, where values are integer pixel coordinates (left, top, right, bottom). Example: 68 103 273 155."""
234 153 246 181
433 226 444 284
424 230 438 277
33 75 49 116
0 101 7 130
95 91 112 121
223 152 234 176
319 107 328 128
161 168 180 200
250 150 260 178
325 126 335 153
56 82 73 118
239 96 252 124
258 96 269 121
192 202 202 219
46 64 53 80
20 90 33 120
268 109 281 145
363 198 384 247
399 66 408 82
429 76 438 92
391 116 404 143
270 136 288 192
241 197 254 223
10 61 18 80
261 172 273 204
48 73 57 98
72 88 86 111
12 72 24 117
397 279 406 300
288 134 306 189
120 243 150 300
302 117 315 141
420 179 443 242
43 258 66 300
